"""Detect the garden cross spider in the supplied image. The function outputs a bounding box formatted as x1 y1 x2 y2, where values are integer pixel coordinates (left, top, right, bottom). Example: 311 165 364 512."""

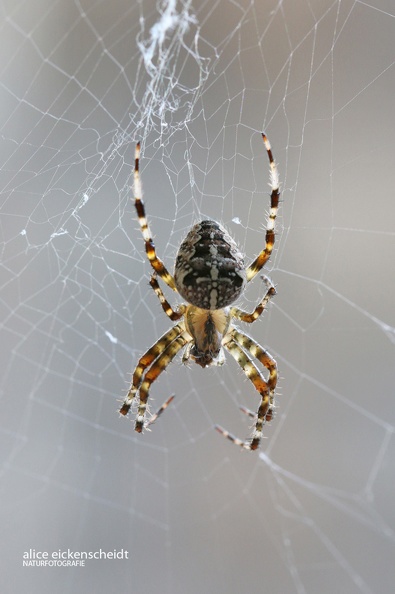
119 133 280 450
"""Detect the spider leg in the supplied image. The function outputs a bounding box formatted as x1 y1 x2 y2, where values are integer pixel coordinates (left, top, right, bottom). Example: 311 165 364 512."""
133 142 177 291
215 425 248 448
230 274 276 323
217 329 277 450
181 342 193 364
239 405 257 419
145 395 175 428
232 328 278 436
246 133 280 283
149 273 185 321
135 332 190 432
119 323 185 416
216 406 261 444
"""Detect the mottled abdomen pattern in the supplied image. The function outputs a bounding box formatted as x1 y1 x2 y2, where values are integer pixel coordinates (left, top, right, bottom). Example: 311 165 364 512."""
174 220 246 310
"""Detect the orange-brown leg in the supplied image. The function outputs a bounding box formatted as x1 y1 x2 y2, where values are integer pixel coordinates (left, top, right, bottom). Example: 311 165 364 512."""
216 330 277 450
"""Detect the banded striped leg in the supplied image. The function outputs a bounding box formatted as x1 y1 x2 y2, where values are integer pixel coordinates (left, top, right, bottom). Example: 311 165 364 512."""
119 323 185 417
133 142 176 290
216 330 277 450
230 275 276 323
135 333 190 432
246 133 280 282
145 395 175 428
149 273 185 321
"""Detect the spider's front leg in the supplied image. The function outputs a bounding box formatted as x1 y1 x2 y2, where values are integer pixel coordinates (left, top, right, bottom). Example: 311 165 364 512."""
133 142 176 291
246 133 280 283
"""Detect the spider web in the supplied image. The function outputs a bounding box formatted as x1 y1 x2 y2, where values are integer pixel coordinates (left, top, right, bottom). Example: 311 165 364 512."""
1 0 395 592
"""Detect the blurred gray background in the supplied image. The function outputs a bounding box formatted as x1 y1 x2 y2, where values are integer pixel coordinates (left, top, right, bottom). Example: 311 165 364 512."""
1 0 395 592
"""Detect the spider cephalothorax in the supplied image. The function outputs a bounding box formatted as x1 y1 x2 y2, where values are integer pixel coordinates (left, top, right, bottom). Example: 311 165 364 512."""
184 306 231 368
119 134 280 450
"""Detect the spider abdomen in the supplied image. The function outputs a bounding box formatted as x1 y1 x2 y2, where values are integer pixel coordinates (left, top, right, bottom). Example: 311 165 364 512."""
174 220 246 310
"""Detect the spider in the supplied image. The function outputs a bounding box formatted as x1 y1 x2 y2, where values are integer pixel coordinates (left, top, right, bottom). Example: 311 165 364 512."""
119 133 280 450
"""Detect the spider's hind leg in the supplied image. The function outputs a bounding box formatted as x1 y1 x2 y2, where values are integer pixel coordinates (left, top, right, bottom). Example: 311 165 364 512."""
119 324 186 417
145 395 175 429
215 425 252 450
217 329 277 451
134 332 190 432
